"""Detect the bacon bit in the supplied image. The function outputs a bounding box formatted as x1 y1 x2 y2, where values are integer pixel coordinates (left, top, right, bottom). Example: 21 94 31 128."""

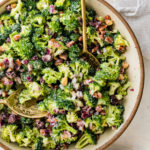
105 15 111 20
55 59 63 66
122 62 129 69
11 3 17 8
49 39 61 48
105 36 114 44
112 126 117 131
99 25 107 32
66 41 75 48
100 34 104 40
61 77 68 86
78 36 83 41
13 35 21 41
0 21 3 25
0 46 5 54
118 74 124 80
130 88 134 92
92 46 99 53
93 92 102 99
59 53 68 60
100 110 106 115
15 59 21 67
59 11 64 15
74 29 79 34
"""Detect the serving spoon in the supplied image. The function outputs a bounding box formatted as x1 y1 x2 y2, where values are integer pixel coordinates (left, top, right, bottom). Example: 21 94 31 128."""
81 0 100 68
0 0 100 119
0 86 47 118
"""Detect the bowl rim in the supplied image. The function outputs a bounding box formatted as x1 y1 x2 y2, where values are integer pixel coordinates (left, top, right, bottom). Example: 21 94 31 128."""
0 0 144 150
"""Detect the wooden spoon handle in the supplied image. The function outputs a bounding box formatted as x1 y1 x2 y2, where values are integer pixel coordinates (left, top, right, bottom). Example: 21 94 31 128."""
0 99 7 105
81 0 87 53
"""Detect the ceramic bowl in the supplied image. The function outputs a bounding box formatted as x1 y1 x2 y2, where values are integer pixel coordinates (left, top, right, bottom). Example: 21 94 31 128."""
0 0 144 150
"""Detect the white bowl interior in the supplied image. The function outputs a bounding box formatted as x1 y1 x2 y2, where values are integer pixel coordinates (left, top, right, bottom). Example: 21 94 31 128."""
0 0 143 150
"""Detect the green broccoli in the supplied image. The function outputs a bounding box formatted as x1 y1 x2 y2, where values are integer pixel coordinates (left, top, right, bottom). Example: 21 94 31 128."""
94 62 120 81
66 111 78 123
68 44 81 60
69 0 81 13
116 81 131 100
42 68 62 84
0 13 15 26
54 0 68 10
20 25 32 37
32 137 43 150
48 15 62 33
106 105 124 128
20 117 33 125
75 130 96 149
97 92 110 106
85 115 106 134
70 60 90 78
87 26 104 47
89 82 101 95
19 89 31 104
114 33 129 50
84 90 97 107
29 60 43 71
70 33 80 42
108 82 120 95
36 0 51 11
42 137 56 150
52 115 77 135
10 0 23 17
2 125 18 142
10 32 34 59
102 46 125 65
60 131 77 144
32 15 46 27
60 10 79 31
37 101 47 112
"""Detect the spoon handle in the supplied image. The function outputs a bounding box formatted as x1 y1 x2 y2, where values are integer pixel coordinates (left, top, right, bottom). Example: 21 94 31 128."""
81 0 87 53
0 99 7 105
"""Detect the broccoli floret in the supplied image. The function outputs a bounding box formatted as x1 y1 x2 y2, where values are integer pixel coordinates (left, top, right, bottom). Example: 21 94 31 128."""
23 0 37 11
106 105 124 128
48 16 62 33
52 115 77 135
42 68 62 84
32 15 46 27
55 0 66 9
20 117 33 125
84 90 97 107
87 26 104 47
29 60 43 71
69 0 81 13
114 33 129 50
70 60 90 78
60 131 77 144
37 101 47 112
48 39 67 57
42 137 56 150
10 32 34 59
60 10 79 31
66 111 78 123
0 13 15 26
58 63 72 78
85 115 106 134
10 0 23 17
97 92 110 106
89 82 101 95
86 7 96 21
68 44 81 60
2 125 18 142
20 25 32 37
32 33 49 52
94 62 120 81
75 130 96 149
32 137 43 150
36 0 51 11
108 82 120 95
19 89 31 104
116 82 131 100
24 82 43 99
102 46 125 65
70 33 80 42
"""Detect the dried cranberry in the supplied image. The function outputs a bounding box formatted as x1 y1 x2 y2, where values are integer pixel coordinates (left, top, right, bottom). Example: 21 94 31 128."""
31 55 38 60
22 59 29 65
81 106 94 119
111 95 119 105
27 76 32 82
46 48 51 54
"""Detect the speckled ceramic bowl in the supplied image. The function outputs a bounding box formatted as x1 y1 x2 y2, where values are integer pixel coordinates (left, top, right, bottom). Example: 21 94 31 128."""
0 0 144 150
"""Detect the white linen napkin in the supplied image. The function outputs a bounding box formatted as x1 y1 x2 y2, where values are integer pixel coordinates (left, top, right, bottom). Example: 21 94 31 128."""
106 0 150 59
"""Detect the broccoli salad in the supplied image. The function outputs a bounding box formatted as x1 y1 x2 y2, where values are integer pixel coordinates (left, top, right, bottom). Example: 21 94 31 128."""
0 0 131 149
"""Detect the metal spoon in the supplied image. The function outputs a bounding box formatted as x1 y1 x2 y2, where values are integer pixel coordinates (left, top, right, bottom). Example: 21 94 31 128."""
81 0 100 68
0 86 47 118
